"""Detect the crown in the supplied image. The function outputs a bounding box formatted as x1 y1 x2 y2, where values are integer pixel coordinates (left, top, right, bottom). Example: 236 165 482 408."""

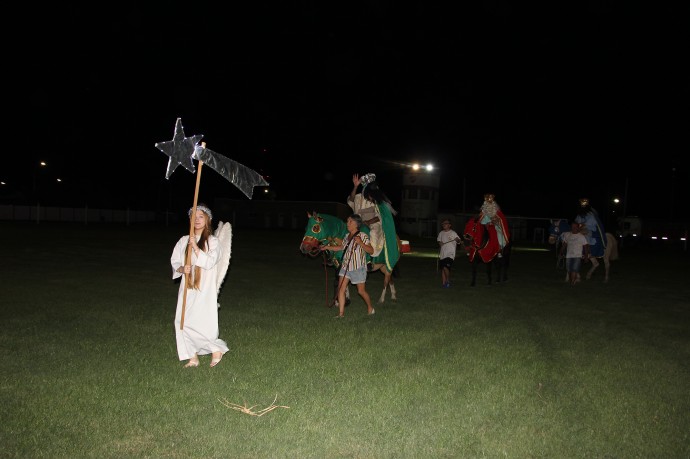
188 204 213 220
579 198 590 207
484 193 495 202
360 173 376 187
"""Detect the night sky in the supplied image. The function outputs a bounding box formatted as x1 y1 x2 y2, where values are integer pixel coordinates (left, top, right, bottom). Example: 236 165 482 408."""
7 2 689 222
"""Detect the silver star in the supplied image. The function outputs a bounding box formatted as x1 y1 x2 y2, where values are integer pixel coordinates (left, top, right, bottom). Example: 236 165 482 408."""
154 118 203 178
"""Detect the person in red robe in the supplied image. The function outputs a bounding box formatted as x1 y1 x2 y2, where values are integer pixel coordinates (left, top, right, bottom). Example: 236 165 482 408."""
476 193 510 260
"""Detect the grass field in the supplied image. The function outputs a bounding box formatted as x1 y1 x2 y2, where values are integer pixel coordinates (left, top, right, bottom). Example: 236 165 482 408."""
1 222 688 458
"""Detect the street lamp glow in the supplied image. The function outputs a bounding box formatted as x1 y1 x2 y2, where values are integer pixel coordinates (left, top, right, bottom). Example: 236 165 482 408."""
613 198 620 204
40 161 47 167
410 163 434 172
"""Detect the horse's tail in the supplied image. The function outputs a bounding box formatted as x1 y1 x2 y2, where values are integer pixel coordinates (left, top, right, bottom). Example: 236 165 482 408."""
607 233 619 261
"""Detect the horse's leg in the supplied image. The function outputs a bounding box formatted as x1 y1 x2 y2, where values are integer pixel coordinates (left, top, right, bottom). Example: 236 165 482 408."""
378 271 387 304
500 258 507 283
587 257 599 280
501 243 506 283
388 269 397 301
603 255 610 283
377 267 397 302
373 266 387 304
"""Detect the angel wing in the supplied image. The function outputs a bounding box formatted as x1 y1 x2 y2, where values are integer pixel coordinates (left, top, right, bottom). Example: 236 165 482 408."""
214 221 233 307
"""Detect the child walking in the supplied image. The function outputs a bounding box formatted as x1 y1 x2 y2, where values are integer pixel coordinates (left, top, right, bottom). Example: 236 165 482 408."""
560 222 590 285
437 219 462 288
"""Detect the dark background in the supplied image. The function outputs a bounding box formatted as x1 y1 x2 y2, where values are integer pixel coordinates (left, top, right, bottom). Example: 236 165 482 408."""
6 2 689 223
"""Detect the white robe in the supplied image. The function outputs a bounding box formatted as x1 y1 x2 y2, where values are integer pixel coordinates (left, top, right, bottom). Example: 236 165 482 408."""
171 234 229 361
347 194 384 257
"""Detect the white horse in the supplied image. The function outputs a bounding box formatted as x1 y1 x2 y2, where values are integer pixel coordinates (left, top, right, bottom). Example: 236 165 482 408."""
548 219 619 282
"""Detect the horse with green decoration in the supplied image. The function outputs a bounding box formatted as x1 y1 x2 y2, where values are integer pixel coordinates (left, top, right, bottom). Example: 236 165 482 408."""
300 211 400 306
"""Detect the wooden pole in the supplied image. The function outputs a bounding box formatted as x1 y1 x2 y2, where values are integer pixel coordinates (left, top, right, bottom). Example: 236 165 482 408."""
180 142 205 330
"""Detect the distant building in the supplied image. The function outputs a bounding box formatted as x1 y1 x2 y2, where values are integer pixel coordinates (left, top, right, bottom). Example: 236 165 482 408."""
398 169 440 237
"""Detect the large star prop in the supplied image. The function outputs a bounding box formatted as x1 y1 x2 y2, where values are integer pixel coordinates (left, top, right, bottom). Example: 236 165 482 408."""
154 118 204 178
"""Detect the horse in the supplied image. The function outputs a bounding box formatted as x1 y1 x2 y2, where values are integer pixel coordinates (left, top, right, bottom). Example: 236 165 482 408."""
461 217 511 287
299 212 399 305
548 219 619 282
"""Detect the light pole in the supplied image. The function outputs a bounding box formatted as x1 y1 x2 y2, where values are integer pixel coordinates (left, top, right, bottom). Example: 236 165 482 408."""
611 197 620 236
32 161 47 198
32 161 47 223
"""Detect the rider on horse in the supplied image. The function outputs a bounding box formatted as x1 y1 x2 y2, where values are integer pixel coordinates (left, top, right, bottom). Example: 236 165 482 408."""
477 193 510 257
347 173 400 272
574 198 607 258
463 193 511 264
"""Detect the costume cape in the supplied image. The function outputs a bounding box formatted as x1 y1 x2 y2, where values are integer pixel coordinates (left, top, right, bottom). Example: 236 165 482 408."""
367 202 399 272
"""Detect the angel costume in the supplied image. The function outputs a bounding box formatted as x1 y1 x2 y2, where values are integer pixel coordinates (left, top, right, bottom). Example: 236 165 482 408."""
171 233 228 361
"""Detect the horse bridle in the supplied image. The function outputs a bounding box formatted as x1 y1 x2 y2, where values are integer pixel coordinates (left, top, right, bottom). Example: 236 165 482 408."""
300 236 322 257
464 220 488 251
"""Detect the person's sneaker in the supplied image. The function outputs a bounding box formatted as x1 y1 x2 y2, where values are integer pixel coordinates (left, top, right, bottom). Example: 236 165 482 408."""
443 282 450 288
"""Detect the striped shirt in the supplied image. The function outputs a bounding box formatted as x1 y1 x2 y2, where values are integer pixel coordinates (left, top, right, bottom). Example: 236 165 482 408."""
340 232 370 272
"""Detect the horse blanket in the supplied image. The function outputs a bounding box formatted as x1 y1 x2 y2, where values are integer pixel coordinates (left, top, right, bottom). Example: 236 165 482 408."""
464 218 502 263
303 212 399 272
374 202 400 272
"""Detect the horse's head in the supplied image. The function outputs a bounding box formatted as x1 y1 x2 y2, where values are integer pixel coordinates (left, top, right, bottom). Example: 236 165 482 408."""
548 219 570 245
299 211 323 257
463 217 484 248
299 211 347 259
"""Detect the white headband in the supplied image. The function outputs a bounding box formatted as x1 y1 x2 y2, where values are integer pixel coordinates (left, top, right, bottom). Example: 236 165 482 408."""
188 205 213 220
